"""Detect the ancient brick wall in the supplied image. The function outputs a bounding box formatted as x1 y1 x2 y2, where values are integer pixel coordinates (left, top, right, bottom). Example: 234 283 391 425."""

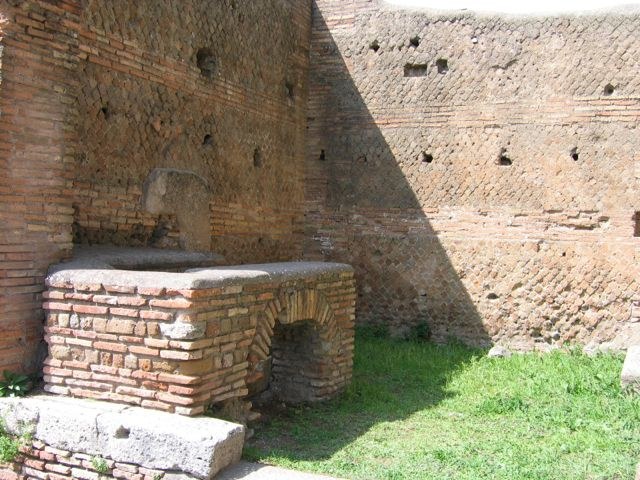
0 1 78 373
305 0 640 348
71 0 311 263
2 442 172 480
0 0 311 373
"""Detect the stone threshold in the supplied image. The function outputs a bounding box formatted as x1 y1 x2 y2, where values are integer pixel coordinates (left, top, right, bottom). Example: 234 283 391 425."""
0 394 245 479
216 461 345 480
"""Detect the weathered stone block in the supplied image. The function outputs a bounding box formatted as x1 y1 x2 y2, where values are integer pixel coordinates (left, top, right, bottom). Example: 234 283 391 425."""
142 169 211 252
0 395 244 479
621 346 640 392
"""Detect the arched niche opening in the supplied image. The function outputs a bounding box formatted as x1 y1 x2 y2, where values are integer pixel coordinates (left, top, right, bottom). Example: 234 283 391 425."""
245 288 348 405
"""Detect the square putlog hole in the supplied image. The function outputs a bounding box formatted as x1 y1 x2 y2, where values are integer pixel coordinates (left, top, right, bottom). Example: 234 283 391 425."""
404 63 428 77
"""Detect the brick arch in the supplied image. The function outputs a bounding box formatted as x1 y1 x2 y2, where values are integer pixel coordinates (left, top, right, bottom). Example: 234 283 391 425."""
246 287 347 403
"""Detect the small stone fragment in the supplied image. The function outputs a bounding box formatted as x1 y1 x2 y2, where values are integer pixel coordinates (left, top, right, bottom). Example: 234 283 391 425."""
487 345 512 358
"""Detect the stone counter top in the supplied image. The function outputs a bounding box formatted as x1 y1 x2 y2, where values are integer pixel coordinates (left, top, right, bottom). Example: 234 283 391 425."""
47 246 353 290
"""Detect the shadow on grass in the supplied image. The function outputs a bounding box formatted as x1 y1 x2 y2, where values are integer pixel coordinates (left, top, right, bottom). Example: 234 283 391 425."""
247 0 493 468
245 329 484 463
244 336 639 480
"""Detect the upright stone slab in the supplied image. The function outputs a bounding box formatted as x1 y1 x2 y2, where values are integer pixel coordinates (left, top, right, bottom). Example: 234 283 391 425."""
621 345 640 392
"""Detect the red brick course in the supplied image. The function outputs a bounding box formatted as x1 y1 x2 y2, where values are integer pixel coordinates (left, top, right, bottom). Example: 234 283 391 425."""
0 0 312 374
0 1 79 373
42 269 356 415
1 442 167 480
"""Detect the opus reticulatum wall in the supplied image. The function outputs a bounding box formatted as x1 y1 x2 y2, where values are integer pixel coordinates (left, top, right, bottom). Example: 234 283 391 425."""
1 0 639 375
305 0 640 349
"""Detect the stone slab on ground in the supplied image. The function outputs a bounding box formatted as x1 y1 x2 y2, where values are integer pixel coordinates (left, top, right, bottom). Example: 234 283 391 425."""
215 461 345 480
621 345 640 392
0 394 245 479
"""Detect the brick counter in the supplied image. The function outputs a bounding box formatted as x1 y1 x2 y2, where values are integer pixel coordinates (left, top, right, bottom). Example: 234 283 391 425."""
42 248 356 415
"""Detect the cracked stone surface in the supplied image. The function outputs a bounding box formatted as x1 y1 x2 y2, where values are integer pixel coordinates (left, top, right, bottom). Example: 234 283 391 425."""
48 246 353 290
0 394 245 479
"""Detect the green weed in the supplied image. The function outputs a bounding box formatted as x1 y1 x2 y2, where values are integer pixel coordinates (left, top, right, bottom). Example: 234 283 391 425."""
0 419 20 464
0 371 32 398
90 456 109 474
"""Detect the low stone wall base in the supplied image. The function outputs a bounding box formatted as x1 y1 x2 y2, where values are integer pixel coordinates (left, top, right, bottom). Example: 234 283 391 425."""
0 395 244 479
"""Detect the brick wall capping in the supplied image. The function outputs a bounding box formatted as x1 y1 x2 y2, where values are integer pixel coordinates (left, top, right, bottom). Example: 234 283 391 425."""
47 246 353 290
0 394 244 478
378 4 640 19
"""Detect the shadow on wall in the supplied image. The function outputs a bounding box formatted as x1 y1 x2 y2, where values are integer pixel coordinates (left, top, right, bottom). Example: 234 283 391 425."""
248 4 492 463
304 4 490 347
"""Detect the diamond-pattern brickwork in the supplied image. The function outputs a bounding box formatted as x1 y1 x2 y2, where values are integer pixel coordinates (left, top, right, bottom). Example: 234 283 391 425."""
305 1 640 348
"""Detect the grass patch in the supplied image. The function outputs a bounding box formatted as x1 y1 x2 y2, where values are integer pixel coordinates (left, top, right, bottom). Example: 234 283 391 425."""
0 419 20 464
245 332 640 479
